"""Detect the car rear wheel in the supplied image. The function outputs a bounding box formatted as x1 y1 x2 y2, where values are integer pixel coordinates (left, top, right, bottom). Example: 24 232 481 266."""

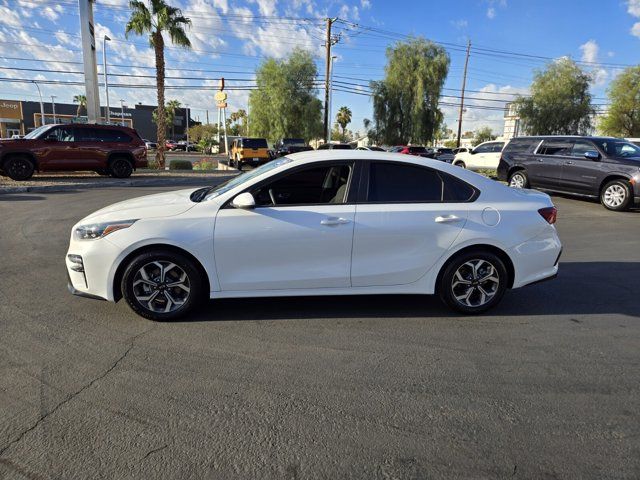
600 180 632 211
109 157 133 178
4 155 35 181
439 251 508 314
121 250 204 321
454 161 466 169
508 170 529 189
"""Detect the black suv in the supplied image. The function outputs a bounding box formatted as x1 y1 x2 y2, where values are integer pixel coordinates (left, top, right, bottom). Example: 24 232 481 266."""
274 138 313 157
497 136 640 211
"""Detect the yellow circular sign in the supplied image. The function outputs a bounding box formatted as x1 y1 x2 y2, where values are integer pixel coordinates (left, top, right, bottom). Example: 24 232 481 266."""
214 91 227 102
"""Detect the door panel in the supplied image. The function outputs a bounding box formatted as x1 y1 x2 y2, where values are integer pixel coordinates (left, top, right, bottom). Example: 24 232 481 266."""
560 140 602 194
351 204 468 286
527 140 572 189
36 126 78 170
214 205 355 290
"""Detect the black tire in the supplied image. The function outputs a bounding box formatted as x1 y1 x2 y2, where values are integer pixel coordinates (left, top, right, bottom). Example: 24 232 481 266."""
600 179 632 211
508 169 529 189
438 250 508 314
4 155 35 181
121 249 204 321
454 161 466 169
109 156 133 178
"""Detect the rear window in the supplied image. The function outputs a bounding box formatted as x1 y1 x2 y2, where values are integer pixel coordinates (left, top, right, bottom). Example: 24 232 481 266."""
242 138 268 148
282 138 305 145
503 138 539 153
437 148 454 154
332 144 352 150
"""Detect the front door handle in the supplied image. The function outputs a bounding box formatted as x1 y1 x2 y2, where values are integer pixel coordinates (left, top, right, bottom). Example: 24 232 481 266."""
435 215 460 223
321 217 351 226
565 161 573 165
537 158 544 162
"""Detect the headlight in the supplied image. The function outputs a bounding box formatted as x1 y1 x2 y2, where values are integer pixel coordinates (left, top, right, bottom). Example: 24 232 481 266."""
74 219 137 240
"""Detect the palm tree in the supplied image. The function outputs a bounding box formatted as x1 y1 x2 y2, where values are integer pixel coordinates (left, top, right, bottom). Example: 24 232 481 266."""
166 99 181 139
336 106 352 141
126 0 191 168
73 94 87 117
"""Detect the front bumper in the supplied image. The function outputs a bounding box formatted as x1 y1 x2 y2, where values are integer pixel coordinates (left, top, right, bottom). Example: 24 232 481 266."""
66 236 123 302
67 269 106 301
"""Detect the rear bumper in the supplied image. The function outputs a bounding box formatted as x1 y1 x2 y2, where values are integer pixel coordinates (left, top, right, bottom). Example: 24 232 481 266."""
496 160 509 181
509 228 562 288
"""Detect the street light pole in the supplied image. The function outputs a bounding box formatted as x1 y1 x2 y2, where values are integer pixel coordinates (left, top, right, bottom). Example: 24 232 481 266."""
185 105 189 150
120 99 125 126
102 35 111 123
51 95 57 123
327 55 336 144
32 80 45 126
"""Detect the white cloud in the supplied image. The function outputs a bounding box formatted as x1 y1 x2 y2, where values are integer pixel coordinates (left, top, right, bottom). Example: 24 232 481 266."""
360 0 371 9
451 19 468 29
628 0 640 17
486 7 495 19
579 39 598 63
632 22 640 37
248 0 277 16
0 5 24 28
41 6 60 21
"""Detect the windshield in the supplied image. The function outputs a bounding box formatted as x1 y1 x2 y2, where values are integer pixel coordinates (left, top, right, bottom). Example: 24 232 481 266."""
242 138 268 148
592 139 640 158
24 125 52 139
201 157 293 201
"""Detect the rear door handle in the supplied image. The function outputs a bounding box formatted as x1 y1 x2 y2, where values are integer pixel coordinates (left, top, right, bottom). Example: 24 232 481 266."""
321 217 351 226
435 215 460 223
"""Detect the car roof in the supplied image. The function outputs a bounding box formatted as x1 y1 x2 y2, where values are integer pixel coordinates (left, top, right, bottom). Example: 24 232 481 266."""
509 135 619 141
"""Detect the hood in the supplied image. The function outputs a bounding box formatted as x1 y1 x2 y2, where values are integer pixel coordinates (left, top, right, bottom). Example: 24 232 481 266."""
79 188 200 224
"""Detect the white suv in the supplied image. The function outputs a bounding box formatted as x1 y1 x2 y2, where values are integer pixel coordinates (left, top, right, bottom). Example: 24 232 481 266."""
453 141 505 171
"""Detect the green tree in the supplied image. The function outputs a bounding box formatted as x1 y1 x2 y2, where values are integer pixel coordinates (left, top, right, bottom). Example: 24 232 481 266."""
599 66 640 137
73 94 87 117
336 106 352 141
248 49 323 142
126 0 191 168
513 58 594 135
229 109 248 135
370 37 449 145
187 124 218 142
472 126 497 146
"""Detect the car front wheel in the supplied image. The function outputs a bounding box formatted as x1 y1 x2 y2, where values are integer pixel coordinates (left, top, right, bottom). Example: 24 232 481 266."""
600 179 632 211
439 251 508 314
454 161 466 169
4 155 35 181
121 250 204 321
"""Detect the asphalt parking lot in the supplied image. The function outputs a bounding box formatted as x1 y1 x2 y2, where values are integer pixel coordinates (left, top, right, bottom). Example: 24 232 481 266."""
0 185 638 479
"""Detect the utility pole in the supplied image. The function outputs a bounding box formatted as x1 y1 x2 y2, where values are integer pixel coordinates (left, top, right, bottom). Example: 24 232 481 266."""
323 17 337 143
120 99 125 125
78 0 101 123
51 95 57 123
185 105 189 149
102 35 111 123
327 55 337 144
206 109 209 125
32 80 45 126
456 39 471 149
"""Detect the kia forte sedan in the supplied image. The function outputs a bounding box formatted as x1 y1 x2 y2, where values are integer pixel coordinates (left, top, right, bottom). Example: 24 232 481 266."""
66 151 562 321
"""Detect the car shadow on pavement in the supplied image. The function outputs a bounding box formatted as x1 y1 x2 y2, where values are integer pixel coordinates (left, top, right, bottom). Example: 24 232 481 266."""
0 194 46 201
181 261 640 322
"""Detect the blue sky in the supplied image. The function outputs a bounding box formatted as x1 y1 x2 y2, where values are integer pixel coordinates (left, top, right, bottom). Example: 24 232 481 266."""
0 0 638 137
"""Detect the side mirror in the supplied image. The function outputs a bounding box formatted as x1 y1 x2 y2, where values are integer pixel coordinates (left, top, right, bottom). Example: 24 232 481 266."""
232 192 256 209
584 150 600 161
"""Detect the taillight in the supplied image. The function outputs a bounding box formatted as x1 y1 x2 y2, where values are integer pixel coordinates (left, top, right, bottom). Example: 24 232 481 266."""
538 206 557 224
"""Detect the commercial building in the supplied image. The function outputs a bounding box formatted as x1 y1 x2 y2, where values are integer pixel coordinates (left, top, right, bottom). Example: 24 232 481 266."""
503 102 522 140
0 99 197 141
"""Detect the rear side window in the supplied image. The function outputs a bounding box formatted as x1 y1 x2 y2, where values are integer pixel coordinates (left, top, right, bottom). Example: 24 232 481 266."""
491 142 505 152
75 128 101 142
97 129 132 142
503 138 539 153
537 140 573 156
442 172 477 202
367 163 443 203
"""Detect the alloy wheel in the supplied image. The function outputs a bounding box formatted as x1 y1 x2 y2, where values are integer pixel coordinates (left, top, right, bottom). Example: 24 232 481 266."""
509 173 526 188
451 259 500 308
603 184 626 208
132 261 191 313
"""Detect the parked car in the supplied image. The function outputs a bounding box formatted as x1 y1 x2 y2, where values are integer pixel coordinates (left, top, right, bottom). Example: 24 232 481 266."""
175 141 197 152
316 143 353 150
66 150 561 321
452 147 471 155
143 139 157 150
356 146 386 151
229 137 271 170
397 145 432 157
453 141 505 170
165 140 179 151
428 147 455 163
274 138 313 156
0 123 147 180
498 136 640 211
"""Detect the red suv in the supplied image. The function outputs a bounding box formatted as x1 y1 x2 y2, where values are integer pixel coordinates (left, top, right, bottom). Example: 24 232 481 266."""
0 123 147 180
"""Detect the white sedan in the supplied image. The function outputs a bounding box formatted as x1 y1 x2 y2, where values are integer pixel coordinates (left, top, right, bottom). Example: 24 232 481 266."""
66 151 562 320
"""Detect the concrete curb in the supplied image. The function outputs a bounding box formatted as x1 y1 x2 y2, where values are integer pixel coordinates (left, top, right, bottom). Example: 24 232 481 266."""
0 176 236 195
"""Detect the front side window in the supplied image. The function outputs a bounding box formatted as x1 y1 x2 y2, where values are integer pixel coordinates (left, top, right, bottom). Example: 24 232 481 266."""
571 140 596 158
253 164 352 206
592 139 640 157
50 126 75 142
367 162 443 203
491 142 505 152
537 140 572 156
